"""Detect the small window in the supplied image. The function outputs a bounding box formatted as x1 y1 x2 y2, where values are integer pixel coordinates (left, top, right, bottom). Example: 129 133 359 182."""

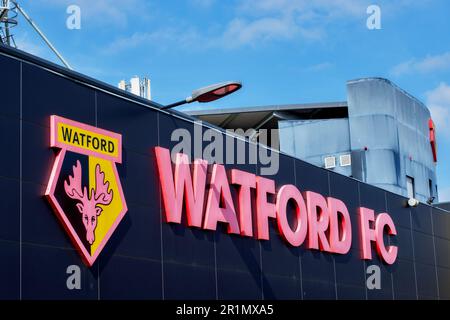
429 179 433 198
406 176 415 199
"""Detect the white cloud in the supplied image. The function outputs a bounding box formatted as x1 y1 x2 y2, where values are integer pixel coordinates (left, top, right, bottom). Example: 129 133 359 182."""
305 62 334 72
103 0 422 51
218 17 299 48
14 32 54 61
391 52 450 76
40 0 151 28
15 38 45 57
224 0 365 47
105 0 366 52
426 82 450 140
105 27 203 53
190 0 216 8
237 0 366 18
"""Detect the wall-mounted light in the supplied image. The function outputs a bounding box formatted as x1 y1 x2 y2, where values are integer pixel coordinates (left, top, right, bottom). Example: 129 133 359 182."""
426 196 435 205
407 198 419 207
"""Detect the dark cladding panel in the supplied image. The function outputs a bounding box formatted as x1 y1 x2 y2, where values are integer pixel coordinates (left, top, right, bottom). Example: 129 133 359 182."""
415 262 438 299
0 116 20 180
432 208 450 241
21 122 53 186
434 237 450 269
1 47 449 300
295 157 337 300
257 154 301 299
99 255 162 300
358 182 387 213
260 235 301 300
0 241 20 300
0 178 19 242
117 149 160 208
391 259 417 299
386 191 411 230
302 278 336 300
328 172 362 251
358 182 396 299
22 63 95 128
157 111 217 295
217 269 262 300
300 250 336 299
365 262 394 300
259 153 295 186
295 159 329 196
262 274 301 300
412 231 436 266
411 204 432 235
215 231 262 300
164 263 216 300
437 267 450 300
103 204 161 261
392 226 414 262
161 222 215 267
386 192 415 267
215 137 261 300
0 54 20 118
158 111 205 157
96 92 158 156
334 248 366 293
21 244 98 300
262 155 296 238
335 284 366 300
22 181 73 249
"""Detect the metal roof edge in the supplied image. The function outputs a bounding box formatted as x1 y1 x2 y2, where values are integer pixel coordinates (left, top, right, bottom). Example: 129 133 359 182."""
184 101 348 116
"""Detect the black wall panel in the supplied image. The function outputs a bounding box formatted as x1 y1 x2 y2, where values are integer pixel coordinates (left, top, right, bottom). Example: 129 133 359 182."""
1 47 449 300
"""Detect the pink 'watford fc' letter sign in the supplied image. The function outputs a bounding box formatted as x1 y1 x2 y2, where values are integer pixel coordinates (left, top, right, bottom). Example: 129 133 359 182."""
154 146 398 265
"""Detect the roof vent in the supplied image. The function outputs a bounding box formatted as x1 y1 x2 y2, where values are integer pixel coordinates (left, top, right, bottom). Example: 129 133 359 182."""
324 156 336 169
340 154 351 167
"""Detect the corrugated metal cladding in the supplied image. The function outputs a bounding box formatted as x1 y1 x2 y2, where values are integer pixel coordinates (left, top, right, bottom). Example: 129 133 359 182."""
279 78 437 203
347 78 437 203
0 46 449 300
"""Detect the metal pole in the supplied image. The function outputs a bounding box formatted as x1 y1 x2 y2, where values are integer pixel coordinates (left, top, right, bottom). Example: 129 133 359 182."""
5 14 9 46
0 0 8 45
13 1 73 70
161 99 189 110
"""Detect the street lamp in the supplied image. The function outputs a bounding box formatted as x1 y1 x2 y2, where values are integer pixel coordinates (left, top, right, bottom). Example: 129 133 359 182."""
161 81 242 110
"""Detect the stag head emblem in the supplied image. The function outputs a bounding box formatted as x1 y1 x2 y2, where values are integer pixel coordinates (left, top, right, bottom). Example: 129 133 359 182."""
64 160 113 244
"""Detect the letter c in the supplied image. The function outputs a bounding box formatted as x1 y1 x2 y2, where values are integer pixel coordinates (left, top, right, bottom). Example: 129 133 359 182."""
375 213 398 265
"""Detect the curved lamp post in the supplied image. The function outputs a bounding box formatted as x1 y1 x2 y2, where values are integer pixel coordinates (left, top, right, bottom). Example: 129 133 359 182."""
161 81 242 110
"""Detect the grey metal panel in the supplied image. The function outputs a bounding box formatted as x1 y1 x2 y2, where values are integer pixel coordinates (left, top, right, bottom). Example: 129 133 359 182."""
278 118 351 176
348 114 399 150
347 78 437 203
185 101 348 116
363 149 399 186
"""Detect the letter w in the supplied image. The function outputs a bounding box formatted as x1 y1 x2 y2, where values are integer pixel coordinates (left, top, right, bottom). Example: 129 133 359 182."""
61 126 72 142
154 147 207 227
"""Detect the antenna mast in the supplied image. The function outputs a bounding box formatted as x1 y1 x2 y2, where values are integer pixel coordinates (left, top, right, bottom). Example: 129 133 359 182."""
0 0 17 47
0 0 72 70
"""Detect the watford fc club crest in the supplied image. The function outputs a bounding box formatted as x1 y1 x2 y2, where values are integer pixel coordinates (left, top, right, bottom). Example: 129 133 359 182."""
45 115 127 267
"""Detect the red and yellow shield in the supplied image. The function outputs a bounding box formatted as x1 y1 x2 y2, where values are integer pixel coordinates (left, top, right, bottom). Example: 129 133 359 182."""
45 115 127 267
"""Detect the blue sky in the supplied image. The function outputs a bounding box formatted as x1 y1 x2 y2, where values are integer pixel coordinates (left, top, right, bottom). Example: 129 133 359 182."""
13 0 450 200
